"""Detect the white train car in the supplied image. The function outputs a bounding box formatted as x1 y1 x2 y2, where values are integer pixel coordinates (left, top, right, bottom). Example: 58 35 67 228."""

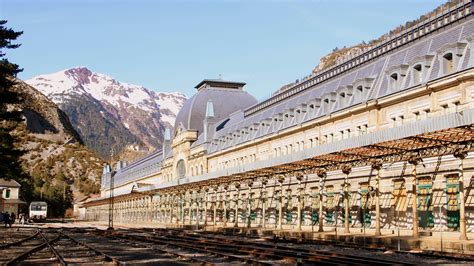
29 201 47 222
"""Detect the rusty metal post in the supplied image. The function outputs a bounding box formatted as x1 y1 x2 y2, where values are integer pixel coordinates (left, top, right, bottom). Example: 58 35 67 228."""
180 193 185 225
148 196 153 223
296 174 303 232
167 195 171 224
409 157 421 238
317 170 326 232
223 185 228 227
213 187 217 227
342 165 352 234
246 181 253 229
195 190 200 227
297 187 303 231
454 150 468 240
372 161 383 236
261 180 268 229
234 184 240 228
187 191 192 225
204 188 209 227
175 194 179 227
278 176 285 230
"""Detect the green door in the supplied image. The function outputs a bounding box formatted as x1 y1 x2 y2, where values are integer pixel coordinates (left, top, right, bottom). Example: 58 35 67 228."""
285 210 292 223
311 211 318 224
446 175 460 229
418 179 434 228
360 188 371 227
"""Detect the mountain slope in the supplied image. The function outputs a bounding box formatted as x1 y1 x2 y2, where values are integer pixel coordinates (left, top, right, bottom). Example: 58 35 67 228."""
26 67 187 159
11 80 104 216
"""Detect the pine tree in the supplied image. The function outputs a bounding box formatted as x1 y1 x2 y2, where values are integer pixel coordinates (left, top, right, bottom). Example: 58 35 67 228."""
0 20 32 201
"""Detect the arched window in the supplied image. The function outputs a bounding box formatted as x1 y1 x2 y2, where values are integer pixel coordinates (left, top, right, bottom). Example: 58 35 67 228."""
176 159 186 179
200 165 204 175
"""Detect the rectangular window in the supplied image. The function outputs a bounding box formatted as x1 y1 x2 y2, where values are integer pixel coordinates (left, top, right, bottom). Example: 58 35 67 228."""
446 175 459 211
446 174 460 229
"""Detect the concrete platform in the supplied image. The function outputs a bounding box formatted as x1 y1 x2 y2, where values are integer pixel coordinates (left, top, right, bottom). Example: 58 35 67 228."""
212 225 474 255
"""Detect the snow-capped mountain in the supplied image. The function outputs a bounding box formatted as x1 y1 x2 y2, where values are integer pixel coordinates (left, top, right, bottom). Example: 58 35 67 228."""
26 67 187 159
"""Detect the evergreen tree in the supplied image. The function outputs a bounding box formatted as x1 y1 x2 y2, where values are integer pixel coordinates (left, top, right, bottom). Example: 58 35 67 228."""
0 20 33 201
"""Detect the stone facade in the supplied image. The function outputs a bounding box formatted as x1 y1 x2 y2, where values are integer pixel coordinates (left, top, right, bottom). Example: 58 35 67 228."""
86 1 474 240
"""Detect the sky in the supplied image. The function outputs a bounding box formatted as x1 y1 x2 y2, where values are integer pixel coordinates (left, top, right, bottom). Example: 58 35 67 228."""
2 0 445 100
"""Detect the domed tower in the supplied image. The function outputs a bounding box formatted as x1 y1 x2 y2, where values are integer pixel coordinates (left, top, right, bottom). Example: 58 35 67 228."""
174 79 257 136
168 79 257 180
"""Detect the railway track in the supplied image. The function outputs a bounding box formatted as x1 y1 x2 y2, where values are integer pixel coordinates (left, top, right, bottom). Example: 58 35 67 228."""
2 226 472 265
106 228 405 265
0 228 118 265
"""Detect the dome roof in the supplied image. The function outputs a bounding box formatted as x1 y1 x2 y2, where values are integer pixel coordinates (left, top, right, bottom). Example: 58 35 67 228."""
174 80 257 136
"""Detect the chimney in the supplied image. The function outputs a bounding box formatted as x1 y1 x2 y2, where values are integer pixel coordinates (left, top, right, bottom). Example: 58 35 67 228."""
115 161 126 171
163 127 171 159
204 100 216 142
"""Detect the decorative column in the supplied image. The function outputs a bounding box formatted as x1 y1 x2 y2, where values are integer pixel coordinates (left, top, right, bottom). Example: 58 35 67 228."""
372 160 383 236
342 165 352 234
278 176 285 230
246 180 254 228
408 157 422 238
261 179 268 229
454 150 468 240
234 184 240 227
223 185 228 227
296 174 304 231
317 169 326 232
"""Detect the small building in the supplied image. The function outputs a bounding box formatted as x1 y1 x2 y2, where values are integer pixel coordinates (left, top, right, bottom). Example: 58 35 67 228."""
0 178 26 215
74 194 100 220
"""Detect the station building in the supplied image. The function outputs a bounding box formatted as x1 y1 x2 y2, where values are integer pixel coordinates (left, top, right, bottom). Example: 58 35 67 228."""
0 178 25 215
85 1 474 240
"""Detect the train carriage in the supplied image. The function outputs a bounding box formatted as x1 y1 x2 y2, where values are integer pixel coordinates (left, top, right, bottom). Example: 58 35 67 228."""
29 201 47 222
